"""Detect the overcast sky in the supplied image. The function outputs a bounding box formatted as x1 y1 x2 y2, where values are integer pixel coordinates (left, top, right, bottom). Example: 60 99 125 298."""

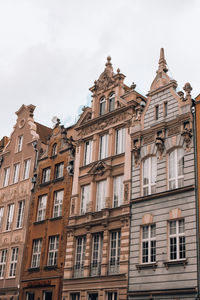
0 0 199 137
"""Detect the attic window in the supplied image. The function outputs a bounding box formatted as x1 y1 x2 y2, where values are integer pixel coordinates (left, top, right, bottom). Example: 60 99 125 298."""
100 97 106 116
52 143 57 156
155 105 159 120
109 93 115 112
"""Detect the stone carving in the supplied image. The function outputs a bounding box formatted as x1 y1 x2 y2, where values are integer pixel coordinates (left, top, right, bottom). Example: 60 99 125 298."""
155 131 165 159
124 183 129 202
132 139 141 166
89 161 111 176
183 82 192 101
143 134 155 145
92 56 115 92
181 122 192 152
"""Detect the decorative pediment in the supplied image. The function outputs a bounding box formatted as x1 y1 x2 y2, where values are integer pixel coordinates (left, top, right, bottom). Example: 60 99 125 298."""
88 160 111 176
75 106 92 128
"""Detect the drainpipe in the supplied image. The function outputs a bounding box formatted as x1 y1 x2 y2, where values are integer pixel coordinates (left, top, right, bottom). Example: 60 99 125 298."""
191 99 200 299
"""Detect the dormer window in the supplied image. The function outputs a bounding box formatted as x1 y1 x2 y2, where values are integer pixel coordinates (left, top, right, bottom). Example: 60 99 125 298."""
109 93 115 112
99 97 106 116
52 143 57 156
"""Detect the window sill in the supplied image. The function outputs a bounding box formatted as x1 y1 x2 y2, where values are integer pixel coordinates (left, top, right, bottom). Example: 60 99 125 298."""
28 267 40 272
163 259 188 269
44 265 57 271
136 262 157 272
34 220 45 225
40 181 51 187
52 177 64 183
50 216 62 221
50 154 57 159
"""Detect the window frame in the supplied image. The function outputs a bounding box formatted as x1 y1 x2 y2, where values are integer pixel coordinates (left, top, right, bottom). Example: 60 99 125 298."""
168 148 184 190
109 93 115 112
0 206 4 228
99 134 108 160
16 200 25 228
31 239 42 268
84 140 93 165
142 156 157 196
91 233 103 276
9 247 18 277
23 159 31 180
47 235 59 266
99 97 106 116
3 167 10 187
141 224 156 264
17 135 23 152
6 203 14 231
54 162 64 179
109 230 120 274
96 180 106 211
80 184 90 215
36 195 47 222
113 175 124 208
74 236 86 277
52 190 64 218
13 163 20 184
42 167 51 183
0 249 7 278
169 219 186 261
115 128 125 155
52 143 57 156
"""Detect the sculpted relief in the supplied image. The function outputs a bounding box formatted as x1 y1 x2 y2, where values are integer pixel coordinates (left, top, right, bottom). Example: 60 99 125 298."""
0 181 30 202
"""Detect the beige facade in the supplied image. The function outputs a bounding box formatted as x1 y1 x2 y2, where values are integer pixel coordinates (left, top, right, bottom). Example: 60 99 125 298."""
0 105 51 299
62 57 146 300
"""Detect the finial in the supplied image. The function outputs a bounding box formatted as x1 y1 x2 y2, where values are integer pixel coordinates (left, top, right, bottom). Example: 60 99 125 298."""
158 48 168 73
131 82 136 90
105 56 112 67
117 68 120 74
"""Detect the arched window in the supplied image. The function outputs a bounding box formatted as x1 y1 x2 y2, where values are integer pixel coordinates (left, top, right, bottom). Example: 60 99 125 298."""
99 97 106 116
109 93 115 112
143 156 157 196
52 143 57 156
168 148 184 189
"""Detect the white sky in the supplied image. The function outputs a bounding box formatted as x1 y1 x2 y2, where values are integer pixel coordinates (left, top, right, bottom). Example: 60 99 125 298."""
0 0 199 137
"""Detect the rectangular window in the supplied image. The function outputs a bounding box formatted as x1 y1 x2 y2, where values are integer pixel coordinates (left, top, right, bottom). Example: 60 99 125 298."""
23 159 31 180
143 157 157 196
26 293 35 300
74 236 86 278
47 236 59 266
155 105 159 120
3 167 10 187
54 162 64 179
31 239 42 268
169 219 186 260
80 185 90 215
17 135 23 152
99 134 108 160
91 233 103 276
109 231 120 274
36 195 47 222
42 167 51 183
70 293 80 300
13 163 20 184
9 247 18 277
169 148 184 189
164 101 168 117
84 140 93 165
96 180 106 211
0 249 7 278
43 291 52 300
6 203 14 231
108 292 117 300
116 128 125 155
142 224 156 263
0 207 4 228
16 200 25 228
53 190 63 218
113 175 124 207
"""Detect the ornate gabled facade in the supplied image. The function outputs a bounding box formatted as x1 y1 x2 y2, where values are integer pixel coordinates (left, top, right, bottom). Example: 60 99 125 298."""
19 121 75 300
62 57 146 300
0 105 51 300
129 49 197 299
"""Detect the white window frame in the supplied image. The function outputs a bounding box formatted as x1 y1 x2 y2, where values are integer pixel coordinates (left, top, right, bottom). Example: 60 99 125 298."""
80 185 90 215
9 247 18 277
99 134 108 160
52 143 57 156
109 93 115 112
142 156 157 196
54 162 64 179
13 163 20 184
109 231 120 274
91 233 103 276
36 195 47 222
96 180 106 211
74 236 86 277
169 219 186 261
6 203 14 231
31 239 42 268
47 236 59 266
0 249 7 278
42 167 51 183
99 97 106 115
113 175 124 207
17 135 23 152
168 148 184 189
0 207 4 228
115 128 125 155
3 167 10 187
53 190 64 218
16 200 25 228
141 224 156 264
23 159 31 180
107 292 117 300
84 140 93 165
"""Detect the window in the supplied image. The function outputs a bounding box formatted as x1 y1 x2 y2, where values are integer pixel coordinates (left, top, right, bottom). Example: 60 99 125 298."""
17 135 23 152
54 162 64 179
0 249 7 278
42 167 51 183
116 128 125 155
0 207 4 228
31 239 42 268
99 97 106 115
96 180 106 211
26 293 35 300
143 156 157 196
74 236 86 278
91 233 103 276
13 163 20 184
142 224 156 263
155 105 159 120
47 236 59 266
36 195 47 222
164 101 168 117
3 167 10 187
6 204 14 231
9 247 18 277
169 148 184 189
108 292 117 300
99 134 108 159
23 159 31 180
84 140 93 165
52 143 57 156
109 93 115 112
113 175 124 207
88 294 98 300
169 219 186 260
16 200 24 228
109 231 120 274
80 185 90 215
53 190 64 218
43 291 52 300
70 293 80 300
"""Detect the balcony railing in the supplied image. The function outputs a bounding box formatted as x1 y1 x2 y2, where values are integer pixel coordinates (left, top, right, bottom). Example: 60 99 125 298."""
73 263 84 278
90 262 101 276
108 259 120 275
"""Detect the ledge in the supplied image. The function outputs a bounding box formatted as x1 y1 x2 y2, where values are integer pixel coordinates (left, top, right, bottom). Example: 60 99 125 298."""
39 181 51 187
136 262 157 272
44 265 57 271
50 154 57 159
28 267 40 273
33 220 45 225
163 259 188 269
52 177 64 183
50 216 62 221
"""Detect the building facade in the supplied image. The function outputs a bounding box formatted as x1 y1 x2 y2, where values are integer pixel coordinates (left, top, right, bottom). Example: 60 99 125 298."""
0 105 51 299
129 49 198 299
19 121 74 300
62 57 146 300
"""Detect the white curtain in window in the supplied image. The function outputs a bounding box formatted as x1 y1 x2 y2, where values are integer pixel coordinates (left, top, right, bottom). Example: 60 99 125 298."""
96 180 106 211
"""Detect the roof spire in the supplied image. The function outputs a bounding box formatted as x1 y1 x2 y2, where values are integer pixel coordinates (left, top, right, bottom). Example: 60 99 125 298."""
158 48 168 73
